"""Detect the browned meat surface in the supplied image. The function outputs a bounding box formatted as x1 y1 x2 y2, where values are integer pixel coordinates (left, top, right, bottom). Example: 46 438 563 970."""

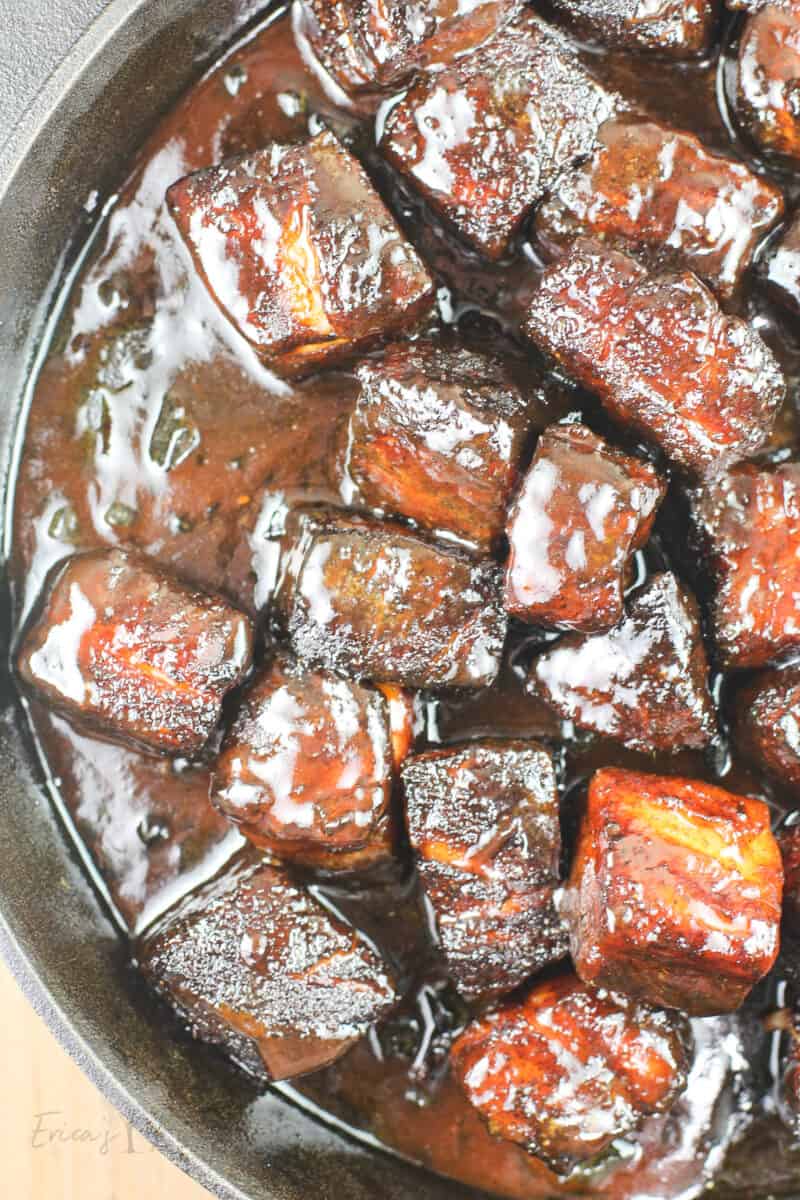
737 2 800 161
762 210 800 313
211 653 400 871
735 667 800 790
535 116 783 299
562 768 783 1015
528 573 716 752
268 507 507 689
296 0 523 94
451 972 691 1173
167 130 434 376
379 14 617 259
524 242 784 476
402 740 566 1001
505 422 665 631
347 340 536 551
688 461 800 668
546 0 718 54
140 854 398 1081
16 548 253 757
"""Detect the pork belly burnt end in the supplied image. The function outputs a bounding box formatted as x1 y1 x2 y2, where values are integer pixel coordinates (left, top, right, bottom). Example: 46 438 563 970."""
735 668 800 791
271 509 506 689
167 130 434 377
17 549 253 757
211 654 401 871
689 461 800 669
535 116 783 299
762 211 800 314
546 0 718 55
505 422 665 632
524 243 784 476
348 341 537 551
296 0 523 95
737 1 800 161
379 14 616 259
562 768 783 1015
140 855 398 1081
528 573 716 753
451 972 690 1173
402 740 566 1001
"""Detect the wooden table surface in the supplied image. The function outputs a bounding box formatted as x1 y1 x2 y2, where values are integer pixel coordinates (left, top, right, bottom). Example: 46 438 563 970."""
0 955 213 1200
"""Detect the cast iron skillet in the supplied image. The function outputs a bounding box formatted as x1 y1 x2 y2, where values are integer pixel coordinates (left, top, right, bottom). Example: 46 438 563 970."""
0 3 480 1197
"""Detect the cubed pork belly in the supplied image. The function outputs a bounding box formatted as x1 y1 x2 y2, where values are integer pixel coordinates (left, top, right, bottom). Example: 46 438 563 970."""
762 210 800 314
379 14 617 259
211 653 410 871
736 1 800 161
535 116 783 299
402 740 566 1001
688 461 800 669
524 242 784 476
140 854 398 1081
17 549 253 757
450 971 690 1173
269 507 507 689
528 573 716 753
562 768 783 1015
296 0 523 95
167 130 434 377
505 422 665 632
546 0 718 55
735 667 800 791
348 340 536 551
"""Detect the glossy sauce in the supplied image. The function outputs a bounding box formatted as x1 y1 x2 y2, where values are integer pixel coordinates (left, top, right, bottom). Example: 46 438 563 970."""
9 2 800 1196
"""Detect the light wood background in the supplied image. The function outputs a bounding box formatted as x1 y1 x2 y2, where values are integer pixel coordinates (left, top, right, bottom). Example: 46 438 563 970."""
0 956 214 1200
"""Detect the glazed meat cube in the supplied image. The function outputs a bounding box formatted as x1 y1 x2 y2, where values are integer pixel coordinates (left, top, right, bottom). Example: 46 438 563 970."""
762 211 800 314
736 2 800 161
167 130 434 377
296 0 523 95
211 654 400 871
505 422 665 632
735 667 800 791
688 461 800 669
546 0 718 55
402 740 567 1001
528 573 716 753
271 508 506 689
348 341 535 551
524 243 784 476
379 14 617 260
781 825 800 927
140 854 398 1081
562 768 783 1015
16 549 253 757
535 116 783 299
451 972 690 1172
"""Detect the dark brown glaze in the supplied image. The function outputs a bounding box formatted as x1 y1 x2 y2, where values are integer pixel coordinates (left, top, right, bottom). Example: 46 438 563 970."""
688 460 800 669
525 241 785 477
735 666 800 790
167 130 435 377
140 852 398 1081
211 653 397 870
528 573 717 753
401 740 567 1002
736 1 800 161
563 768 783 1015
546 0 719 55
782 824 800 925
16 548 253 757
505 422 666 632
762 209 800 313
535 115 783 299
269 507 507 689
296 0 524 95
379 12 618 259
346 340 537 551
451 972 691 1174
